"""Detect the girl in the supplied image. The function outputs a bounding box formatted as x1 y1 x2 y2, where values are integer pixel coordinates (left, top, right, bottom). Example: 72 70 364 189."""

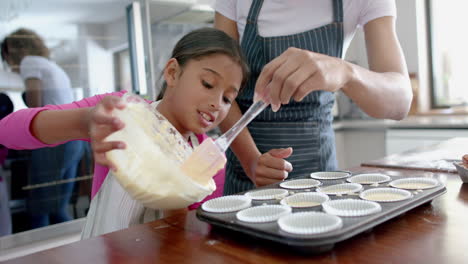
0 27 249 237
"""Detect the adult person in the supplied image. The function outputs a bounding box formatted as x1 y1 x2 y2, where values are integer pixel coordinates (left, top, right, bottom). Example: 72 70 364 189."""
1 28 85 228
214 0 413 194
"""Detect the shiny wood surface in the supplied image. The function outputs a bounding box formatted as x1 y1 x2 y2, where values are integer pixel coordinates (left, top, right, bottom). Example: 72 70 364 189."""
361 137 468 173
4 166 468 264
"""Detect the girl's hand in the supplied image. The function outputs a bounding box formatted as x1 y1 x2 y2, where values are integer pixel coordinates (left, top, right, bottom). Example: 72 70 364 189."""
87 96 126 171
254 47 351 112
249 148 293 186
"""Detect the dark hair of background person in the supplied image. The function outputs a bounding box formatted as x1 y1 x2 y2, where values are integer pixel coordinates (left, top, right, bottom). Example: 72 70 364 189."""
1 28 50 67
157 27 249 100
0 93 14 120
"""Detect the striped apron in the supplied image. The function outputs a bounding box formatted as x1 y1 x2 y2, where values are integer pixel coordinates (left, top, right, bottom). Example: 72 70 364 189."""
224 0 344 195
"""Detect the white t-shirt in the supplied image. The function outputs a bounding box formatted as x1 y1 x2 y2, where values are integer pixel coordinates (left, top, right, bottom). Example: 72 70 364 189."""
20 56 74 105
214 0 396 57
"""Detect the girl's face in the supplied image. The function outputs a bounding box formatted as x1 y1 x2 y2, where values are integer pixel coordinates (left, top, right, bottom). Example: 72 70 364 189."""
158 54 243 138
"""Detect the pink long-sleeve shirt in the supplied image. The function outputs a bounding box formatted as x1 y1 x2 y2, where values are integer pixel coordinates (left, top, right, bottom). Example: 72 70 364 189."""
0 91 225 208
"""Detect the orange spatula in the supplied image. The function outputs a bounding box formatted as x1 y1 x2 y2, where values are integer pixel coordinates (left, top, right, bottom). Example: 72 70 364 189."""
181 100 268 184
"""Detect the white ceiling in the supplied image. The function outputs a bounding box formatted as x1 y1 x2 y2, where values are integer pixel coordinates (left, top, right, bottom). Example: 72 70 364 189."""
0 0 215 94
0 0 214 40
1 0 131 39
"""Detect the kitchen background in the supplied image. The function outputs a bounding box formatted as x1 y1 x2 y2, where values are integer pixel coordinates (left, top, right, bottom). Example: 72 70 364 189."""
0 0 467 260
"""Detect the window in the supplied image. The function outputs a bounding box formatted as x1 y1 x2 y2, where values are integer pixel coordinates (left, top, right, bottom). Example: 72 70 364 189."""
427 0 468 108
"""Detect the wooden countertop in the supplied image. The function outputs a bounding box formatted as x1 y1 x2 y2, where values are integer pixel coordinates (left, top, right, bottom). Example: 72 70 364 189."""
4 138 468 264
418 105 468 115
361 137 467 173
333 115 468 130
4 167 468 264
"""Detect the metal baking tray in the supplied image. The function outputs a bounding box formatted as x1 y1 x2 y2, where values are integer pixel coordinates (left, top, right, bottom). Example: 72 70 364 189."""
196 173 446 253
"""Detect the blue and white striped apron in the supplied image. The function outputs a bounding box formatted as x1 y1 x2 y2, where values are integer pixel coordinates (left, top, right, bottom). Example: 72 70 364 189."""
224 0 343 195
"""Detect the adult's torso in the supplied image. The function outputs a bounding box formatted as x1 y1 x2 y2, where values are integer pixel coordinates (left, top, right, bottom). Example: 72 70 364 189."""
236 0 345 121
222 0 344 195
20 56 74 106
214 0 396 58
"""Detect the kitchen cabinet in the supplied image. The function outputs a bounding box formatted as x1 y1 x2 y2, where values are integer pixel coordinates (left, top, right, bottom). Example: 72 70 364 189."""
386 128 467 155
335 117 468 169
334 128 386 169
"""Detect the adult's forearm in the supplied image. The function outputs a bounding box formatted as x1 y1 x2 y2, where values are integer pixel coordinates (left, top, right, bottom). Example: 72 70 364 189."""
342 63 412 120
31 108 91 144
219 101 261 178
214 12 239 41
25 78 43 108
25 90 42 108
343 16 413 121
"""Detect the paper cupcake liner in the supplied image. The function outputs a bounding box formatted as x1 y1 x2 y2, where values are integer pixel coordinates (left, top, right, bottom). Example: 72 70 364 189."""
322 199 382 217
310 171 351 180
278 212 343 235
347 173 391 185
236 205 292 223
279 179 322 189
359 187 412 202
316 183 363 196
280 192 329 208
244 188 289 200
201 195 252 213
389 177 440 190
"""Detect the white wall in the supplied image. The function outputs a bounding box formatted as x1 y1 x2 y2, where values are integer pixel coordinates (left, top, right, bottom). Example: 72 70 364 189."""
151 23 208 96
105 17 128 50
395 0 419 74
78 24 115 96
345 0 420 74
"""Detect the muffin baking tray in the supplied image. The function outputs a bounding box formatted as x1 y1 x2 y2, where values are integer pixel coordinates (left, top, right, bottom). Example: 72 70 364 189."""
196 171 446 253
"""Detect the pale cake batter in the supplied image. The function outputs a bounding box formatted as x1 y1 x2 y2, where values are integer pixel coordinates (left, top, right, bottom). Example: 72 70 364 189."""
363 192 408 202
392 182 435 189
286 201 320 208
105 99 217 209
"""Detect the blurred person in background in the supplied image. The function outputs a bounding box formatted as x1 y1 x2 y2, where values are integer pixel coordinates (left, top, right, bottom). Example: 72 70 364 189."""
1 28 85 228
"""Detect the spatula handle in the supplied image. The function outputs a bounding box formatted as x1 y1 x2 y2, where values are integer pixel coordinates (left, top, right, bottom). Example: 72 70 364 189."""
215 100 268 152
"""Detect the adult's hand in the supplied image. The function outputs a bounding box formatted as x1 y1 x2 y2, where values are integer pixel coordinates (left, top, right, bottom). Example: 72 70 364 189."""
249 147 294 186
463 154 468 167
86 96 126 171
254 47 351 112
